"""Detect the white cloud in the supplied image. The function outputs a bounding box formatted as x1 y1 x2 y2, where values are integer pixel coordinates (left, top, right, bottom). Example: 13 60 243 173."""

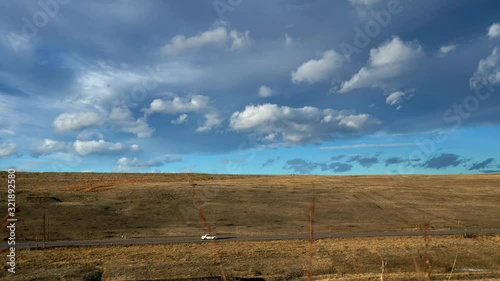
144 93 222 132
76 130 105 141
53 112 101 133
109 106 154 138
117 155 181 172
0 129 15 136
65 62 183 138
31 139 69 157
71 64 148 111
337 37 423 93
162 23 251 54
438 44 457 57
69 62 202 111
337 114 372 128
292 50 344 84
73 140 129 156
117 157 164 172
369 37 422 67
230 103 380 144
285 34 293 46
171 114 188 124
0 143 17 158
109 106 131 121
163 26 227 55
196 112 224 132
229 30 251 50
144 94 210 114
385 91 405 106
258 85 275 97
487 23 500 39
470 47 500 90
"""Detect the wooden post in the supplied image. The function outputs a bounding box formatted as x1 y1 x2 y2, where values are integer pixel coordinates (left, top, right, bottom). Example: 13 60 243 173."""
42 215 46 249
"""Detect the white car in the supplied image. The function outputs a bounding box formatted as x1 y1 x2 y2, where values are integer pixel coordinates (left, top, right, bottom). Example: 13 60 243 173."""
201 234 217 240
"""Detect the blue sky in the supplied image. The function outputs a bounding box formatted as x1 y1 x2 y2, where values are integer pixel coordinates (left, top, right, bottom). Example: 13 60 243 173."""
1 0 500 174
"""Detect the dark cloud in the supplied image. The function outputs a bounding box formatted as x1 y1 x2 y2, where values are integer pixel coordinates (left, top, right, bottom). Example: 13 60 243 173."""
421 153 465 170
347 155 379 167
283 158 319 174
385 156 421 166
320 162 353 173
469 158 494 171
283 158 353 174
385 157 406 166
261 156 280 168
164 156 183 163
330 155 345 161
480 170 500 174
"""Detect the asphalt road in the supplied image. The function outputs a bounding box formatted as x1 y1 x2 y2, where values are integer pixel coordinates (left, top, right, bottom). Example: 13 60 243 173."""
3 229 500 250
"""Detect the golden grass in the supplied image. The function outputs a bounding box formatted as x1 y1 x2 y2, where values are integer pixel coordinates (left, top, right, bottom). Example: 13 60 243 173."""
1 235 499 280
5 173 500 241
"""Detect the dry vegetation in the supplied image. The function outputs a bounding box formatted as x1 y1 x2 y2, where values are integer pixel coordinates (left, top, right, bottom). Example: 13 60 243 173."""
2 235 500 280
0 172 499 280
4 172 499 241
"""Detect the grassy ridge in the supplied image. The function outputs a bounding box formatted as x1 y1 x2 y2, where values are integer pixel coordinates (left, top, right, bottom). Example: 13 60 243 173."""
4 173 500 241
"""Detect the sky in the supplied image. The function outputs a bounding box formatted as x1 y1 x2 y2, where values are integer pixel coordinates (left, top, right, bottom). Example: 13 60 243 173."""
0 0 499 175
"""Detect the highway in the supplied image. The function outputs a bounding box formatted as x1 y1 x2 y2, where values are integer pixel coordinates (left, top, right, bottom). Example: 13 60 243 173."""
3 228 500 250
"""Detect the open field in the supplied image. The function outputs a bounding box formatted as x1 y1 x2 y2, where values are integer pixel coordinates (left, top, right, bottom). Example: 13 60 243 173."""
2 235 500 280
2 172 499 241
1 172 499 279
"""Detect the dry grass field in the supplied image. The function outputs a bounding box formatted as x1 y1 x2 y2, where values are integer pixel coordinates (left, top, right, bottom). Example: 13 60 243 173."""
0 172 499 280
3 172 499 241
2 235 500 280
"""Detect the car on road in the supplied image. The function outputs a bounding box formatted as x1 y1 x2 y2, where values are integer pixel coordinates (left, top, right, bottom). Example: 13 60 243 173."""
201 234 217 240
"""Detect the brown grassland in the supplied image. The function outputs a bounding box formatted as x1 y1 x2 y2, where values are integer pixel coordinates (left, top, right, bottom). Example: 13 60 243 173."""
0 172 499 280
3 235 500 280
